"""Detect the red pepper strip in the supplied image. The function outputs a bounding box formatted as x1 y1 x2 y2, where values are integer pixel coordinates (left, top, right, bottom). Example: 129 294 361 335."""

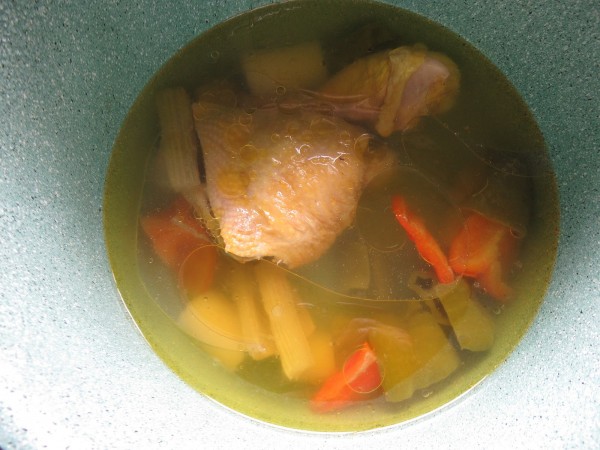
311 342 382 413
141 196 217 294
391 195 455 284
448 211 517 302
448 213 505 277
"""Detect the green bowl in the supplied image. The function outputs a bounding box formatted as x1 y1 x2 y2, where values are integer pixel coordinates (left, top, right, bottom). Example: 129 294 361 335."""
104 0 559 432
3 0 599 446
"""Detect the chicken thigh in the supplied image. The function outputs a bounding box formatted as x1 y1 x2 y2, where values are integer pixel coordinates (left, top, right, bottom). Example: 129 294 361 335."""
193 103 374 268
319 45 460 136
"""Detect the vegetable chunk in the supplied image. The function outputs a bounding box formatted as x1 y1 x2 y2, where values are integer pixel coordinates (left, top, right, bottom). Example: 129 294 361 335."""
438 280 494 351
254 262 315 380
298 330 336 385
391 195 455 284
242 41 328 96
311 342 381 413
178 289 246 370
370 309 460 402
155 88 216 232
141 196 217 295
449 211 519 301
228 263 277 360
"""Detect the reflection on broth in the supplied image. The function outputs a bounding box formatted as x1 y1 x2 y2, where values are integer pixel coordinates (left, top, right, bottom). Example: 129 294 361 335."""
108 0 558 431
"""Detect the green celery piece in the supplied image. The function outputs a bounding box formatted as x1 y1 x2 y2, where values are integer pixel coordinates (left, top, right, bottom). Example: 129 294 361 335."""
439 280 495 351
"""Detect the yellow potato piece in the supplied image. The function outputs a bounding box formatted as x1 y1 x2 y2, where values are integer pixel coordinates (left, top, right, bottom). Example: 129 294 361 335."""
409 310 460 390
242 41 328 96
370 309 460 402
178 289 246 370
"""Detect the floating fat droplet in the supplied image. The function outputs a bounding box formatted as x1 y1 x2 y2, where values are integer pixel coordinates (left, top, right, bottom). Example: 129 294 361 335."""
225 123 251 147
239 144 259 162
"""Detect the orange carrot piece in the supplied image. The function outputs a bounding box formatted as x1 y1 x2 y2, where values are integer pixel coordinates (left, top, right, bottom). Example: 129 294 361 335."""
141 196 217 294
178 244 218 296
140 214 199 269
391 195 455 284
311 342 381 413
448 211 517 302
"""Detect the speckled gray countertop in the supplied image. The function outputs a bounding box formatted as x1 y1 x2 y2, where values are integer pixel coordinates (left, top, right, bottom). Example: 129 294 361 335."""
1 1 598 449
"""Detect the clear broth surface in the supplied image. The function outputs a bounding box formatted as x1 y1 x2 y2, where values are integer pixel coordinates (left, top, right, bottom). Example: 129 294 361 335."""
104 0 559 431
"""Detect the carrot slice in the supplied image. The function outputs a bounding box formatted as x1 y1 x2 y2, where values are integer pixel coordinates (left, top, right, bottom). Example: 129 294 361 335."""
391 195 454 284
178 244 218 296
141 196 217 294
311 342 382 413
448 212 505 277
448 211 517 302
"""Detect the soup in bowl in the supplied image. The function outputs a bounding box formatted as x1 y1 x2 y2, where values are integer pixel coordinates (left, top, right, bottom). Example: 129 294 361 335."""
104 0 558 431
